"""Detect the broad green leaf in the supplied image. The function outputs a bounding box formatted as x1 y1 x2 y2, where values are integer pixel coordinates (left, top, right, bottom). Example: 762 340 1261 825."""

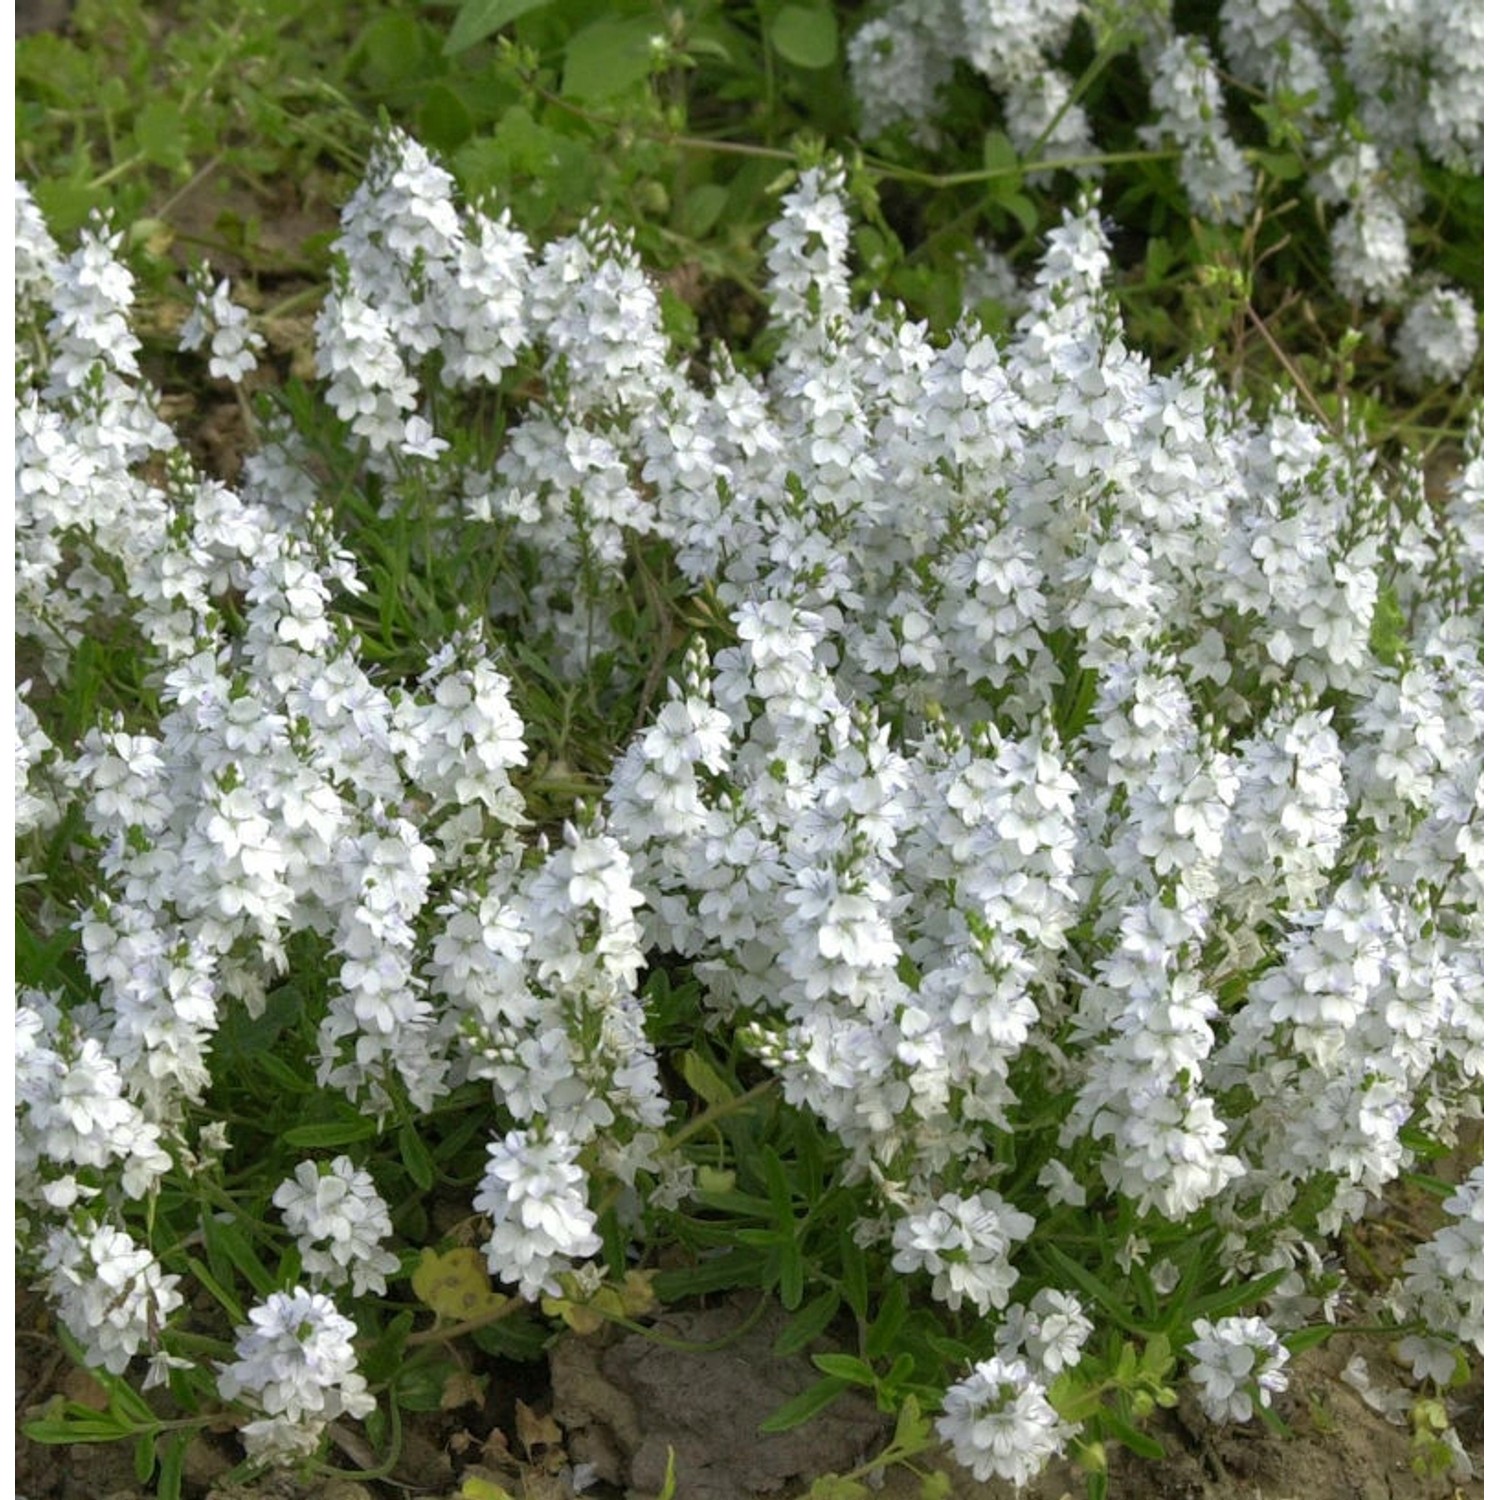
769 5 838 70
680 182 728 238
134 100 186 171
561 18 660 101
445 0 554 55
418 82 475 153
759 1373 851 1433
806 1476 869 1499
983 128 1018 175
892 1393 930 1450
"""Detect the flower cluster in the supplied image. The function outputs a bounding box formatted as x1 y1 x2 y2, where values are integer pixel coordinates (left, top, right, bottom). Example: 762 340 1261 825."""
272 1157 400 1297
847 0 1482 318
1185 1315 1291 1423
1388 1166 1483 1383
215 1289 376 1460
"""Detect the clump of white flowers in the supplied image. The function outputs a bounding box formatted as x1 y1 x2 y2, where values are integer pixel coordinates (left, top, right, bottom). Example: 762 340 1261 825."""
847 0 1482 314
215 1289 376 1461
14 128 1483 1484
1388 1167 1483 1384
1392 287 1480 391
273 1157 401 1297
179 261 266 382
1185 1316 1291 1423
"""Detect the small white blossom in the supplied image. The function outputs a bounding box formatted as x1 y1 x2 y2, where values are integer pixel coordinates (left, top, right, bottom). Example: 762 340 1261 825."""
1186 1315 1290 1423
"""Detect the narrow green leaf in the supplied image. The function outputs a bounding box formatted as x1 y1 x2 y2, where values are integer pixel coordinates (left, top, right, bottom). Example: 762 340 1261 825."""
810 1353 878 1387
203 1217 275 1297
762 1146 795 1231
680 1050 734 1108
769 5 838 70
134 1431 157 1483
157 1430 189 1500
759 1373 850 1433
24 1417 131 1444
839 1238 868 1323
445 0 554 55
1185 1268 1286 1324
779 1246 805 1311
282 1116 379 1148
1099 1402 1165 1459
399 1121 436 1191
186 1257 245 1324
773 1287 842 1356
866 1283 908 1359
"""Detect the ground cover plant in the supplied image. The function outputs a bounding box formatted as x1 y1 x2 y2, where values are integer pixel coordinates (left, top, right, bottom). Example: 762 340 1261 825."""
14 2 1482 1498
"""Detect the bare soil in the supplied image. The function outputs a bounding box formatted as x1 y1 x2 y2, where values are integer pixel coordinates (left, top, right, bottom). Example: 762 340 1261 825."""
16 1280 1482 1500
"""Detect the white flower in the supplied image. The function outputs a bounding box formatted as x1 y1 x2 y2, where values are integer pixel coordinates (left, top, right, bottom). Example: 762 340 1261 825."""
997 1288 1093 1376
936 1355 1077 1485
216 1288 375 1461
891 1191 1035 1314
1393 287 1479 390
273 1157 400 1296
1186 1315 1290 1423
474 1129 603 1300
41 1218 183 1375
179 264 265 382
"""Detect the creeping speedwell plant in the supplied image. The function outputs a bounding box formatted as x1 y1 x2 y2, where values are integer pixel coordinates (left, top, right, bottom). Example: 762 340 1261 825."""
15 125 1482 1495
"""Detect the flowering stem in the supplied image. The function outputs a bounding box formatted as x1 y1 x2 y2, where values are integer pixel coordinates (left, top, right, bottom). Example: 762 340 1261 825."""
661 1076 780 1154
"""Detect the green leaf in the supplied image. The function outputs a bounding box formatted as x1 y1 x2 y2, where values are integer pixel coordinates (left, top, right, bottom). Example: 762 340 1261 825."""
157 1430 189 1500
769 5 838 70
983 129 1018 176
839 1239 868 1323
762 1146 795 1231
561 18 660 101
773 1288 842 1356
810 1353 878 1387
806 1477 869 1499
920 1470 954 1499
282 1116 379 1148
203 1216 276 1298
134 100 186 172
892 1393 930 1450
1185 1268 1286 1325
1369 583 1407 665
679 182 729 238
24 1416 134 1445
652 1247 764 1300
779 1246 805 1311
418 82 475 153
1099 1402 1165 1459
186 1257 244 1324
358 13 431 87
680 1050 734 1108
866 1283 908 1359
134 1431 157 1483
445 0 554 54
399 1120 436 1191
759 1373 851 1433
654 1445 678 1500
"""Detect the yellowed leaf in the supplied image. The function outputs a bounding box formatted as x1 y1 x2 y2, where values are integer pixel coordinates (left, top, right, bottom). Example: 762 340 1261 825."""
442 1369 489 1411
515 1398 562 1454
412 1246 509 1322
